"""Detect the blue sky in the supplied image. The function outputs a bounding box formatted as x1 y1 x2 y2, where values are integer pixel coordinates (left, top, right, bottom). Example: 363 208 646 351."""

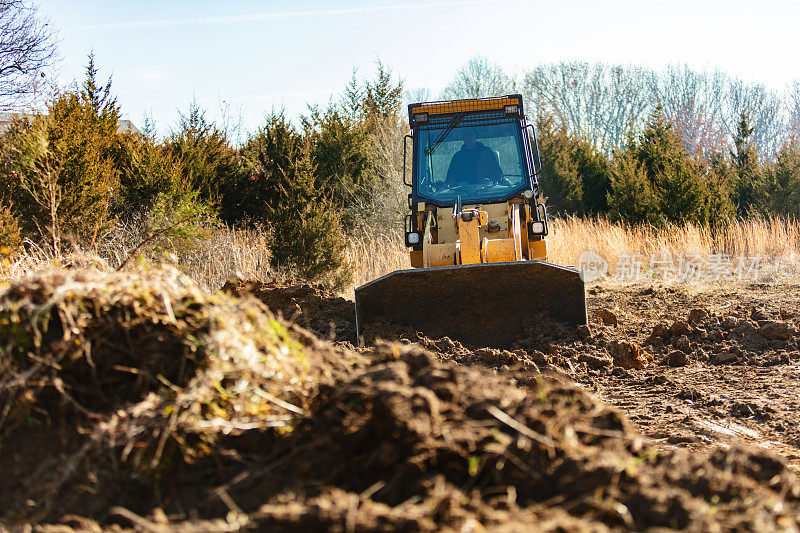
37 0 800 137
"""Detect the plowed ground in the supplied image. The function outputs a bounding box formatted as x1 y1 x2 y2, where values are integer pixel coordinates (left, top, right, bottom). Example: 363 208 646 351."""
233 279 800 469
2 273 799 531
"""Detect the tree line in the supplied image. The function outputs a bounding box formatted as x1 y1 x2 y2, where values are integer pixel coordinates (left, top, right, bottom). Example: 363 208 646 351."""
441 57 800 159
437 57 800 225
0 55 406 289
1 2 800 289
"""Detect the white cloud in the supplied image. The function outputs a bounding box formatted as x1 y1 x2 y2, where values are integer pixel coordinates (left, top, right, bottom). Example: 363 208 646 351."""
67 0 508 31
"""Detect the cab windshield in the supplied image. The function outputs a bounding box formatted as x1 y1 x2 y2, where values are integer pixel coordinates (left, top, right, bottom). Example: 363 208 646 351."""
416 119 529 205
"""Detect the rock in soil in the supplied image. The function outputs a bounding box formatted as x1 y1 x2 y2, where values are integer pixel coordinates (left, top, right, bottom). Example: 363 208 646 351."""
607 340 652 369
593 308 618 326
578 352 612 369
661 350 690 367
688 307 709 324
759 320 798 340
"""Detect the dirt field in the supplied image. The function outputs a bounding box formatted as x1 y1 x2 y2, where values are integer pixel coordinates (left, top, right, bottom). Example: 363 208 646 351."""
230 278 800 470
2 272 800 531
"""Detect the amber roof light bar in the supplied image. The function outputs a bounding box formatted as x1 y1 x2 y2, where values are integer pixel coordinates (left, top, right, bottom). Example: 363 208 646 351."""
408 94 523 126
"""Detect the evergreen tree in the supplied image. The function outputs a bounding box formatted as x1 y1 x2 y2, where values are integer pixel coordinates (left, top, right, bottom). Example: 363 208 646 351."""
574 139 611 214
239 110 304 224
535 115 584 215
730 111 763 217
362 61 403 119
608 106 731 225
303 103 371 214
166 100 246 224
608 151 661 225
2 54 122 250
760 141 800 217
266 140 351 290
80 52 117 118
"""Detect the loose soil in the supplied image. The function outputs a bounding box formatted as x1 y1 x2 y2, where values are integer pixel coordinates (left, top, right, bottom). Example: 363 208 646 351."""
2 273 800 531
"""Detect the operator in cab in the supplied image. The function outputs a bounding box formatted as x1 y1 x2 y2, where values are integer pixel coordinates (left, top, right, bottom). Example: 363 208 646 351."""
445 130 503 186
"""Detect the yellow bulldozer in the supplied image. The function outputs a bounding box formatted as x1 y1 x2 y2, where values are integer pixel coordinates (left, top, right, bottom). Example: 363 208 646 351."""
355 95 587 347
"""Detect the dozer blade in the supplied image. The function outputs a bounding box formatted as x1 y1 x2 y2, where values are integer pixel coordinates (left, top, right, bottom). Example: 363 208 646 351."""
354 261 587 348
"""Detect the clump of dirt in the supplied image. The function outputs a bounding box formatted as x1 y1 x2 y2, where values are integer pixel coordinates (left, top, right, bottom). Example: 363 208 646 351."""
222 278 357 342
359 318 423 346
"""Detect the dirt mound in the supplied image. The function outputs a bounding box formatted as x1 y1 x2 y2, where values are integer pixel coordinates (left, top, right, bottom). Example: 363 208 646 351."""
222 278 357 343
27 345 800 531
234 344 799 531
0 268 362 523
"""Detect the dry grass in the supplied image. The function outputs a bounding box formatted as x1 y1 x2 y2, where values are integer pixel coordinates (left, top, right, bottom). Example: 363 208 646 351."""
2 216 799 292
547 216 800 267
345 228 409 288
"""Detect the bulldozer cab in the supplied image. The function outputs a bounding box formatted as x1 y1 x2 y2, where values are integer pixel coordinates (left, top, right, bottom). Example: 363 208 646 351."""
410 95 538 209
402 95 549 267
354 95 587 348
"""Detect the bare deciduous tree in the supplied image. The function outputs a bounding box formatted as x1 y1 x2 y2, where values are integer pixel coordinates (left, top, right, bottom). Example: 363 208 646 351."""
0 0 58 109
787 81 800 141
522 61 793 160
723 79 786 158
654 66 728 157
442 56 515 99
523 62 653 153
404 87 432 107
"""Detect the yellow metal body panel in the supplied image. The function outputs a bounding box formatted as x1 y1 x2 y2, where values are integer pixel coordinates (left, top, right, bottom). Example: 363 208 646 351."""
456 215 481 264
410 249 423 268
410 95 521 117
483 203 509 224
429 243 456 266
436 207 457 243
529 239 547 260
483 238 517 262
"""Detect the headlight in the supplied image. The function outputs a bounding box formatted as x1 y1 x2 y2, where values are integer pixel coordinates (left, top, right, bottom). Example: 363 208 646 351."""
530 221 545 235
407 232 420 244
504 105 520 116
413 113 428 124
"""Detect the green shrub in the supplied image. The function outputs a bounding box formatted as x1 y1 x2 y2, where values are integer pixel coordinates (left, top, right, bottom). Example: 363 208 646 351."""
303 103 372 223
6 103 118 249
302 64 405 230
118 132 188 211
114 131 217 260
166 102 247 225
266 141 351 291
608 107 733 226
759 141 800 217
239 111 304 225
0 54 121 251
574 139 612 214
608 151 661 225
